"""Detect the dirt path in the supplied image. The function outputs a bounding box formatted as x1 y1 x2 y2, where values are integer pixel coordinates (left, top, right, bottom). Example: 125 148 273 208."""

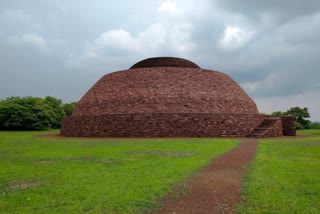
152 139 257 214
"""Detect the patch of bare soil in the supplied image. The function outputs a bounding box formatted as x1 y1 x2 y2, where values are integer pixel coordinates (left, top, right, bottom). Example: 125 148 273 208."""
151 139 257 214
2 179 43 194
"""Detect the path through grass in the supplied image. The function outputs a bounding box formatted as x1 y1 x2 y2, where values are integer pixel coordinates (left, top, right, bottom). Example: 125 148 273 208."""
0 131 239 213
238 130 320 213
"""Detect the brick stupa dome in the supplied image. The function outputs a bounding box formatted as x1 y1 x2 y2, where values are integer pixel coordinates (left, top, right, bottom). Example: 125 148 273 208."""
130 57 200 69
61 57 295 138
72 57 258 116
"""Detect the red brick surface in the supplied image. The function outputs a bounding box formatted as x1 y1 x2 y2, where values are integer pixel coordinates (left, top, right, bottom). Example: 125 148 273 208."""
61 57 296 138
72 67 259 116
281 116 296 136
61 113 265 137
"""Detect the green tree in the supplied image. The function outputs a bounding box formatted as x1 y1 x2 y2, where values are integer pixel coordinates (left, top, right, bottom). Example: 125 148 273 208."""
310 122 320 129
294 121 304 130
0 96 72 130
286 107 311 129
0 97 56 130
62 102 77 116
271 111 285 116
43 96 65 128
271 106 311 130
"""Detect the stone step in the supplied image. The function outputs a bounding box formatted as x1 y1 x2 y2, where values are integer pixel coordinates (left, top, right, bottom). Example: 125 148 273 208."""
254 127 272 130
247 118 278 138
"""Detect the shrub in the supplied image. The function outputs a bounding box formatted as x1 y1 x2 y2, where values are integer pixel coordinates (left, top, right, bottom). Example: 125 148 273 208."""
0 96 73 130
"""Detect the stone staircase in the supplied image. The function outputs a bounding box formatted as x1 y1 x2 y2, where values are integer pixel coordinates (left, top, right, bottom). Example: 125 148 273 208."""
247 118 283 138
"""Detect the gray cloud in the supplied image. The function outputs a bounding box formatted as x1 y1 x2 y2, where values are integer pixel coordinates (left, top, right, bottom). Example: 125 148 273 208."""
214 0 320 23
0 0 319 121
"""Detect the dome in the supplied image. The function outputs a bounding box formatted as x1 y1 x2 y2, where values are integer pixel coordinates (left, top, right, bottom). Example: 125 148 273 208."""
61 57 296 138
72 58 258 116
130 57 200 69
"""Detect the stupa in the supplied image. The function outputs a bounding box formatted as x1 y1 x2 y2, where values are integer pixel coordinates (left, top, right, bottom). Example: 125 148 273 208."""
61 57 295 137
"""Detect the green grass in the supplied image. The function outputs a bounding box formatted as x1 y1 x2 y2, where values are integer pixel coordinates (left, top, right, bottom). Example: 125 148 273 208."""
297 129 320 136
238 130 320 213
0 131 239 214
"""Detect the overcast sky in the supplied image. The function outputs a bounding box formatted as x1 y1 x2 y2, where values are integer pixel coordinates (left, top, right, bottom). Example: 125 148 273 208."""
1 0 319 121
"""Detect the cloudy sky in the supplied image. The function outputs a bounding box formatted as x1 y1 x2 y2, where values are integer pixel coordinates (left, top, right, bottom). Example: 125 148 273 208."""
1 0 320 121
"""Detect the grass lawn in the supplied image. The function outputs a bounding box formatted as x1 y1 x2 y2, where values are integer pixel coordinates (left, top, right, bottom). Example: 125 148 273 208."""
238 130 320 213
0 130 239 214
298 129 320 136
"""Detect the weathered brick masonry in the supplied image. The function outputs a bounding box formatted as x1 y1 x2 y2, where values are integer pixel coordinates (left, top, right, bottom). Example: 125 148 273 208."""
281 116 296 136
72 67 258 115
61 113 266 137
61 57 296 138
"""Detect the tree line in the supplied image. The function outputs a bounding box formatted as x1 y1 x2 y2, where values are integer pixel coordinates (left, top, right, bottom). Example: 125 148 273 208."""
0 97 319 131
0 96 76 130
272 106 320 130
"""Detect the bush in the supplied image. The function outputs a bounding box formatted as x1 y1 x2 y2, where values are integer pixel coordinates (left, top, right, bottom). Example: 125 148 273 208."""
310 122 320 129
294 121 304 130
0 96 75 130
62 102 77 116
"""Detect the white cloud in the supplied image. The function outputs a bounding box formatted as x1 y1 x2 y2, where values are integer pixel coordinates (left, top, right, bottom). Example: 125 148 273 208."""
219 26 255 49
136 23 167 50
158 0 182 16
66 20 195 71
95 29 136 51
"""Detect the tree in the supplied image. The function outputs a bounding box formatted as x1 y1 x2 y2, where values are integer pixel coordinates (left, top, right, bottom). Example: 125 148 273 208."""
294 121 304 130
272 106 311 130
310 122 320 129
62 102 77 116
0 96 74 130
286 107 311 129
0 97 56 130
271 111 285 116
43 96 65 128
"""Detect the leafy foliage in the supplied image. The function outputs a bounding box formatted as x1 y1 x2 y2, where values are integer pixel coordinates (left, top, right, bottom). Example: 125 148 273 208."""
310 122 320 129
286 107 310 129
272 106 311 129
0 96 76 130
62 102 77 116
270 111 284 116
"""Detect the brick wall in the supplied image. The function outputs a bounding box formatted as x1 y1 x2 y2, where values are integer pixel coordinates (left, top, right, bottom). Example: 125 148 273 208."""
260 117 284 138
60 113 266 137
281 116 296 136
